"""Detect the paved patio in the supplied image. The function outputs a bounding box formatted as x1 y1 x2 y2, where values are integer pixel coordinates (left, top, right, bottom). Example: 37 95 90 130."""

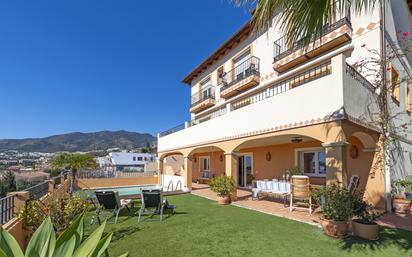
191 183 412 232
191 183 322 227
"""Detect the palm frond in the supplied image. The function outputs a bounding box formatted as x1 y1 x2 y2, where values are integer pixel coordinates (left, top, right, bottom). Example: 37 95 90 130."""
233 0 377 45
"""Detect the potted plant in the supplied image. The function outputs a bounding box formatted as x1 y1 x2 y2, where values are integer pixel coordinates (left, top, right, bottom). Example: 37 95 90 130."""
208 175 235 205
392 180 412 213
352 193 380 240
313 184 354 238
285 166 303 181
246 173 255 189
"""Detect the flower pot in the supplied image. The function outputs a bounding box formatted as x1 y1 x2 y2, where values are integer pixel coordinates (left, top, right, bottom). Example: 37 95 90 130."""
320 218 348 238
217 195 231 205
352 220 379 240
392 197 412 214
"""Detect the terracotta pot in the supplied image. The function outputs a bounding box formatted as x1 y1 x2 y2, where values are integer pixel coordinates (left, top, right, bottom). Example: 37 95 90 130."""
217 195 231 205
392 197 412 214
320 218 348 238
352 220 379 240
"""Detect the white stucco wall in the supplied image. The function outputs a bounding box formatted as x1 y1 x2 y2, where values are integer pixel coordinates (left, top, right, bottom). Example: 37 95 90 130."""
167 3 412 179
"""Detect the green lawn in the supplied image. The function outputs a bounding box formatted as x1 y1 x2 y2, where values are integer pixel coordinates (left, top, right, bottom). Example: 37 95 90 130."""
84 194 412 257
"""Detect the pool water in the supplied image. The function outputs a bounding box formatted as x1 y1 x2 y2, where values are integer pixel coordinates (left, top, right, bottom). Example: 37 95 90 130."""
91 185 163 197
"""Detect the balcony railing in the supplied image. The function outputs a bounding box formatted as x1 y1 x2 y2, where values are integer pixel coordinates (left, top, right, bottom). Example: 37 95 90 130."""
273 15 351 62
232 61 332 111
220 56 260 92
345 63 375 92
159 123 186 138
191 85 215 107
26 181 49 200
0 195 15 225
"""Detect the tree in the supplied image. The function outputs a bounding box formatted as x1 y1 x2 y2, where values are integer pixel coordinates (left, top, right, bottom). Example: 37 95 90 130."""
0 171 17 197
234 0 376 46
51 153 97 191
141 142 153 153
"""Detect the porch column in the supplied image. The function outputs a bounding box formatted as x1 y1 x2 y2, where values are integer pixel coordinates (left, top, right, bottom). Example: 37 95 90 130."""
224 152 238 201
157 158 164 184
322 141 349 187
183 156 193 191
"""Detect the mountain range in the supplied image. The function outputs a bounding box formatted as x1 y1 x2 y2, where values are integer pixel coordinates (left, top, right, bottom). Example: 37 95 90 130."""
0 130 156 153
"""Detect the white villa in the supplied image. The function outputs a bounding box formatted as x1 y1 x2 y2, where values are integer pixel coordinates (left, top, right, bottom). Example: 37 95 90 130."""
157 2 412 210
98 152 156 172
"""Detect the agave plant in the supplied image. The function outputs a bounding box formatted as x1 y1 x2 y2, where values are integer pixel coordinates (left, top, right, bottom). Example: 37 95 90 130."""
0 214 127 257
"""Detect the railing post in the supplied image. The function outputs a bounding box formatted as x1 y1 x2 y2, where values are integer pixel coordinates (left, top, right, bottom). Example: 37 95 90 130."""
7 191 29 215
48 180 55 194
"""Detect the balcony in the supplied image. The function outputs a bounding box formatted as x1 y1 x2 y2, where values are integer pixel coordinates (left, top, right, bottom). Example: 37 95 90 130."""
273 16 352 73
158 54 378 152
190 86 216 114
220 56 260 99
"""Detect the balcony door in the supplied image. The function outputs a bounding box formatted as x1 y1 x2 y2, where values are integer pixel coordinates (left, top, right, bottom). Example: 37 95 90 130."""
233 49 251 81
238 154 253 188
200 78 212 99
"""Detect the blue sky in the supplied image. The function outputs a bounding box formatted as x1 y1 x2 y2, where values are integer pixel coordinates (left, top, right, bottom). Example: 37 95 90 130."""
0 0 251 139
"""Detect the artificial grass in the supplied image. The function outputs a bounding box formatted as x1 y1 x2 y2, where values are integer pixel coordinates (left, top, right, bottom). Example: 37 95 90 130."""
84 193 412 257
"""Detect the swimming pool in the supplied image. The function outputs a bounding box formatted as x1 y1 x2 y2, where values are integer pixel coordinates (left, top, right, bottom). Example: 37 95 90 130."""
80 184 164 199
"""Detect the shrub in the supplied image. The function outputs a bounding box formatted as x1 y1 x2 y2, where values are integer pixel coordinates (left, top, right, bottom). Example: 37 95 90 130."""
312 184 356 221
0 214 128 257
352 192 379 224
208 175 235 197
18 193 87 235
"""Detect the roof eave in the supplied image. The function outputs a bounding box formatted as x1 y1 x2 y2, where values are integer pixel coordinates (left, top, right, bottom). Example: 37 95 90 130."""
181 19 253 85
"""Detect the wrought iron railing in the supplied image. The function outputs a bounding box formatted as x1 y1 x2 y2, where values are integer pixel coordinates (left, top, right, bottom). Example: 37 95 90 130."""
159 123 186 138
188 107 227 127
273 15 351 62
232 61 332 111
191 85 215 107
220 56 260 92
0 195 15 225
345 63 375 92
26 181 49 200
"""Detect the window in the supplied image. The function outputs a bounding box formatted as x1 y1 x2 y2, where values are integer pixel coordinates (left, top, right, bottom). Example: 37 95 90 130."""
233 49 251 80
200 77 212 99
390 65 400 104
199 156 210 172
137 157 143 161
298 149 326 176
133 157 136 161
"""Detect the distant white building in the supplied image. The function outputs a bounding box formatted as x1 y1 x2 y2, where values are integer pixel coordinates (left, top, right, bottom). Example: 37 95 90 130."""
98 152 156 172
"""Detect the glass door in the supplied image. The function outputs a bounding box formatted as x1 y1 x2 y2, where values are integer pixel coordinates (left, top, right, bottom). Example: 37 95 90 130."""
238 154 253 188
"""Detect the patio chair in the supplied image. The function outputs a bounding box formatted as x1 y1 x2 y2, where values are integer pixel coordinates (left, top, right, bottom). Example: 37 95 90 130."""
289 175 312 214
347 175 360 194
94 190 131 224
137 189 165 222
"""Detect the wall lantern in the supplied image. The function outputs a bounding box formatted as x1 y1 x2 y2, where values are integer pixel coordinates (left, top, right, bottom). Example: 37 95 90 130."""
266 152 271 161
291 137 303 144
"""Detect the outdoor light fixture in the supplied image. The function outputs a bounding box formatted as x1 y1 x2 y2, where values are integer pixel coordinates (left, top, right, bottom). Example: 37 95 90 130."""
266 152 271 161
291 137 303 144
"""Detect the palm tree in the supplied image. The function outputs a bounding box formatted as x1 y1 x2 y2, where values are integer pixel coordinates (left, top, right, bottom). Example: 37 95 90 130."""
51 153 97 191
234 0 377 45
